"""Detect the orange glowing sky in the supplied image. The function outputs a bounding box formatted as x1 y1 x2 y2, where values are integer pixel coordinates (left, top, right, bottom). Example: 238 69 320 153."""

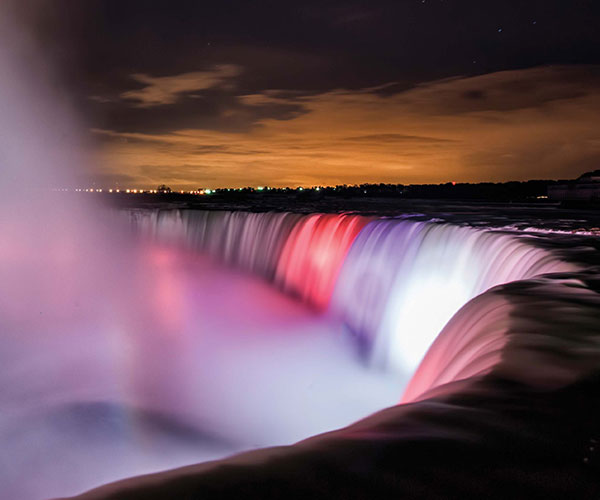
92 66 600 189
17 1 600 189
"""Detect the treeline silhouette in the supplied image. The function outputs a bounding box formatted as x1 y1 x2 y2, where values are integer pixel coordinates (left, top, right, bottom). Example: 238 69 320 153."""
202 180 561 201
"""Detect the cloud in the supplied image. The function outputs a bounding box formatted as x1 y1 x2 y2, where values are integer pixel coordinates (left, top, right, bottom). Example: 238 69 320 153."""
344 134 457 144
90 84 306 135
393 65 600 115
120 65 242 107
92 65 600 189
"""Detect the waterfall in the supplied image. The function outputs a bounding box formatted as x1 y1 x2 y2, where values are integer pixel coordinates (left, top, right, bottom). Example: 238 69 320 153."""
127 209 304 280
330 219 576 372
274 214 372 309
402 275 600 402
126 209 577 380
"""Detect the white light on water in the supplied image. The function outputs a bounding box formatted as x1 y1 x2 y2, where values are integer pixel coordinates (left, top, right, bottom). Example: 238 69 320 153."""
386 278 469 372
331 219 575 374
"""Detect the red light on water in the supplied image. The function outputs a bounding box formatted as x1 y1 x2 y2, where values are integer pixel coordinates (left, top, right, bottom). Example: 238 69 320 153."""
276 214 371 310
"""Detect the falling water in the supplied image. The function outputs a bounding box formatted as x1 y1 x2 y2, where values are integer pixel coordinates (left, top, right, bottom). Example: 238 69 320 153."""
128 209 578 374
331 219 577 372
275 213 372 309
127 209 305 279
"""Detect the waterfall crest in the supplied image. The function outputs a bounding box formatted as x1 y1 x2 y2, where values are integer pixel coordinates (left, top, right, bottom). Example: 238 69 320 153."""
402 276 600 402
331 219 576 372
275 213 372 309
127 209 578 384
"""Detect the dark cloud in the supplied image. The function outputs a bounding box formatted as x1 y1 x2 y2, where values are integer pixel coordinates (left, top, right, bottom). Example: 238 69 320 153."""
120 65 243 107
462 90 487 100
89 87 307 134
19 1 600 98
395 65 600 115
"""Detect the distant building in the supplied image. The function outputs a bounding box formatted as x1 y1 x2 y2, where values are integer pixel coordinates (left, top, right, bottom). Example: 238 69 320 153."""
548 170 600 203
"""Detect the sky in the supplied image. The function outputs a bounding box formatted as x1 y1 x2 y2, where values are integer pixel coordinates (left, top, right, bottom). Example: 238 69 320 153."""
14 0 600 189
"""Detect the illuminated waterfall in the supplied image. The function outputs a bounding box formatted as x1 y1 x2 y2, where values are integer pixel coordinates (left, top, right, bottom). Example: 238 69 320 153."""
128 210 577 376
181 211 304 279
400 289 514 403
402 275 600 403
274 214 372 309
127 209 304 279
330 219 576 372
